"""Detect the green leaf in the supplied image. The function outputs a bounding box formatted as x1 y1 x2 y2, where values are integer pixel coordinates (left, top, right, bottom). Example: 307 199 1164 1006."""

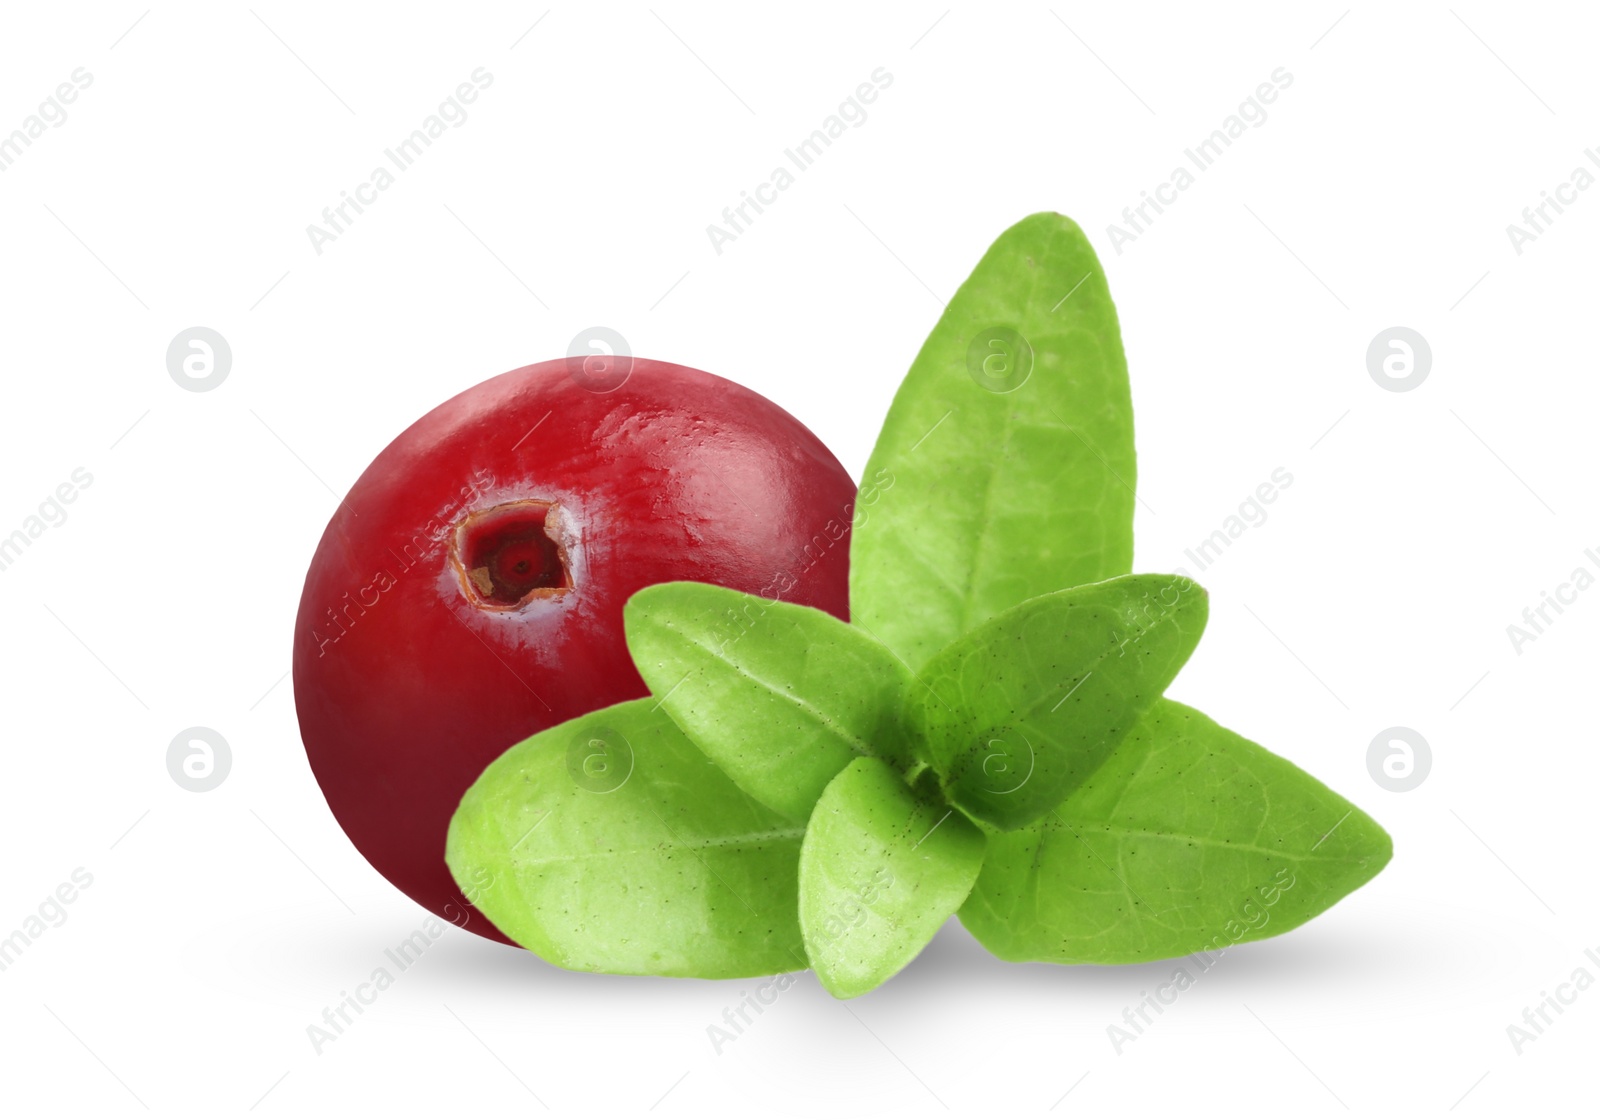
799 758 986 998
910 574 1207 830
960 699 1393 964
851 212 1137 671
625 581 913 821
445 699 807 979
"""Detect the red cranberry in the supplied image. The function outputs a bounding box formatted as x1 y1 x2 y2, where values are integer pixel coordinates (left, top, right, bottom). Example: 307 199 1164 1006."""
293 358 855 940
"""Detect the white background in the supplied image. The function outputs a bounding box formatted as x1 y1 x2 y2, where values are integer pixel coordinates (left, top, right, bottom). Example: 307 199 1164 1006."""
1 2 1594 1116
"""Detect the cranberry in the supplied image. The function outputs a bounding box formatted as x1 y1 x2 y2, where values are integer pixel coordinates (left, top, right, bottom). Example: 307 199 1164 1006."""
293 358 855 941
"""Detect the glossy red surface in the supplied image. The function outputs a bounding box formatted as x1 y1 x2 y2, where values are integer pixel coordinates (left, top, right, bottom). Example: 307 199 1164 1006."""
293 359 856 941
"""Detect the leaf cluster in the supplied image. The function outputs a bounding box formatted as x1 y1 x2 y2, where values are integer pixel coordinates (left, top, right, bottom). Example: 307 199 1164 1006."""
447 215 1391 996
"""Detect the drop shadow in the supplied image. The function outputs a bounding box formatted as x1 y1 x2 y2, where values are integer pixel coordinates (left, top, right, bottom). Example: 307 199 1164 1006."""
229 897 1458 1012
881 913 1446 1001
408 921 808 1007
